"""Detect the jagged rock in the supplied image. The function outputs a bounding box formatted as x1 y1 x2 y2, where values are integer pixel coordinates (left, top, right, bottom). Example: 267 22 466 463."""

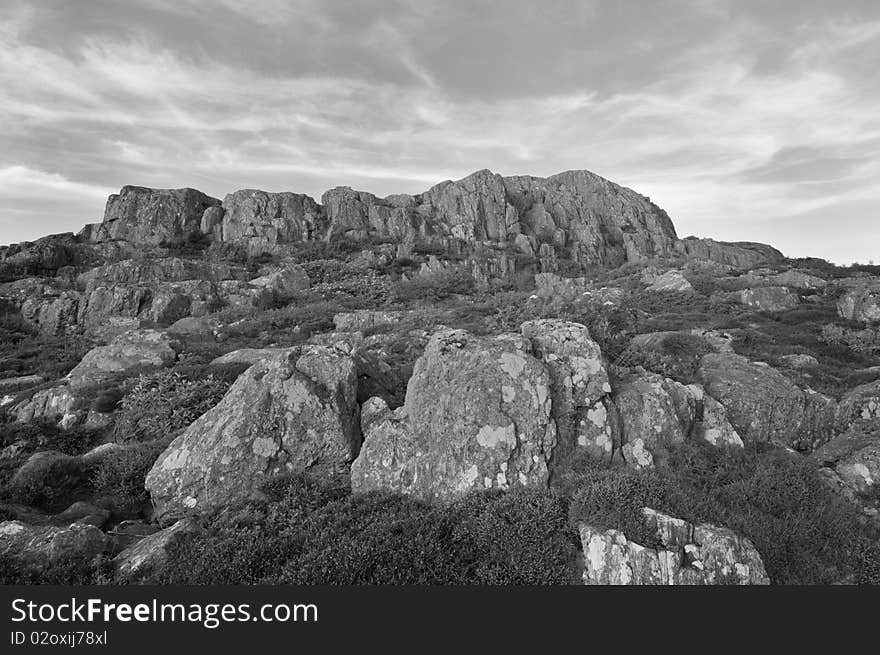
217 279 275 311
85 186 221 245
579 508 769 585
76 284 150 332
77 257 247 291
145 345 360 522
214 190 325 254
0 521 113 567
534 273 591 300
351 328 556 501
689 386 744 448
675 237 783 269
699 353 837 450
725 286 799 312
333 310 407 332
746 269 827 290
113 518 198 580
837 283 880 323
0 233 79 278
646 270 694 293
65 329 178 390
520 319 615 464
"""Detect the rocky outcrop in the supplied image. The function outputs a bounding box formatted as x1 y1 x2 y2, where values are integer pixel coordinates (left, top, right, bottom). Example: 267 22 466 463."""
65 329 178 390
814 423 879 501
579 508 769 585
836 380 880 430
724 286 799 312
837 283 880 323
699 353 837 451
84 186 221 245
145 345 360 522
209 190 325 255
12 387 79 427
351 328 556 501
248 265 310 295
675 237 784 269
744 269 827 290
520 320 615 464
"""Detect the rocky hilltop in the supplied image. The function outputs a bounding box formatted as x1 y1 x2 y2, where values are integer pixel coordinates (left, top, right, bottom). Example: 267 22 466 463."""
1 168 878 586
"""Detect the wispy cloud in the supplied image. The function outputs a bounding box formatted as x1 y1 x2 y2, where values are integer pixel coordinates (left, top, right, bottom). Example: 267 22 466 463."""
0 1 878 263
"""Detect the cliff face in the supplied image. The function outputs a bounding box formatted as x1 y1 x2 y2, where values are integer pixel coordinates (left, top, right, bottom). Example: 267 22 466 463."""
68 168 785 273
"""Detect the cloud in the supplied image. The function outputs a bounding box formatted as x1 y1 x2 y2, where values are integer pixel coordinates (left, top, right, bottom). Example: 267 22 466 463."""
0 0 877 265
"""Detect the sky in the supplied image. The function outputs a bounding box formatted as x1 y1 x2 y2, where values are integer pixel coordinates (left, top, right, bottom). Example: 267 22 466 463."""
0 0 878 264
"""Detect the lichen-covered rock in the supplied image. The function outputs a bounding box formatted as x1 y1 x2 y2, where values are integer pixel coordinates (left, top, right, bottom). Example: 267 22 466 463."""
699 353 837 451
579 508 769 585
646 270 694 293
20 290 81 336
780 353 819 369
87 186 221 245
351 328 557 501
0 521 113 567
613 372 697 467
837 283 880 323
65 329 178 390
209 347 292 367
145 345 360 522
695 391 745 448
520 319 615 464
727 286 799 312
113 518 198 580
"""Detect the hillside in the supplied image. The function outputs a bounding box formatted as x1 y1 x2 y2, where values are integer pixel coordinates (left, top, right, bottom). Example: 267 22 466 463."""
1 168 878 585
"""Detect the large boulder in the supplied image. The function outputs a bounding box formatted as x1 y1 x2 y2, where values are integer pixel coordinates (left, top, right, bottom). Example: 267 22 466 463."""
579 507 769 585
836 380 880 430
520 319 615 464
249 265 310 295
351 328 557 501
698 353 837 450
813 423 880 500
837 283 880 323
86 186 221 245
65 329 178 390
20 290 81 336
12 387 79 428
145 345 360 522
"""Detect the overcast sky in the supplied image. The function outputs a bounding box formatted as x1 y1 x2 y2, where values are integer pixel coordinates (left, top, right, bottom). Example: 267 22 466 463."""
1 1 877 263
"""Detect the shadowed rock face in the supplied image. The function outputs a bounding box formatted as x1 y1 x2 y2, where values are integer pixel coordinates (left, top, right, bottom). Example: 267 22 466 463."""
84 186 221 245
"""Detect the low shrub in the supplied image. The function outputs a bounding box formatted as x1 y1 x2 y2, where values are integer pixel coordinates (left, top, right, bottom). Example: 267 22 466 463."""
391 268 476 303
113 370 230 443
91 441 169 516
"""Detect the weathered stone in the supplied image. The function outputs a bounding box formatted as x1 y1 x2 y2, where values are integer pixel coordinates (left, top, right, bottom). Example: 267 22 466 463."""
66 329 178 390
675 237 783 269
113 519 198 580
0 521 113 567
146 345 360 521
333 310 407 332
87 186 221 245
837 380 880 430
814 423 880 498
20 290 81 336
579 508 769 585
216 190 325 254
780 353 819 369
521 319 615 464
837 283 880 323
249 265 310 295
646 270 694 293
209 347 291 367
12 386 79 427
699 353 837 450
351 328 557 501
727 286 799 312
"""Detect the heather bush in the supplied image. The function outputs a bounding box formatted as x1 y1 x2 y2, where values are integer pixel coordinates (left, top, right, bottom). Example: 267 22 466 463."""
91 441 169 516
113 370 230 443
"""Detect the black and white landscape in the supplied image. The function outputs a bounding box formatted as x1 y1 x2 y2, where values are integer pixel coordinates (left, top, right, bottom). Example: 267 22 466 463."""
0 2 878 586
